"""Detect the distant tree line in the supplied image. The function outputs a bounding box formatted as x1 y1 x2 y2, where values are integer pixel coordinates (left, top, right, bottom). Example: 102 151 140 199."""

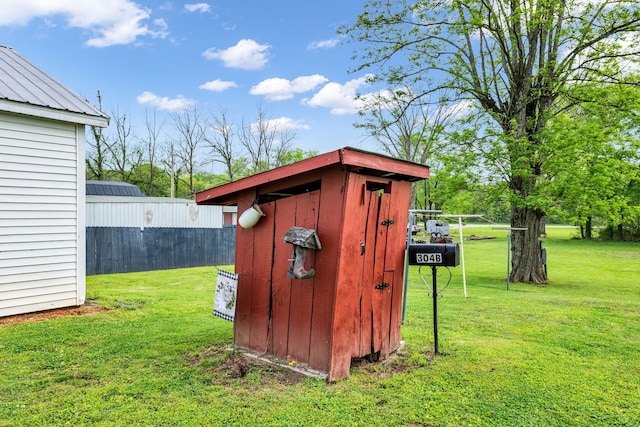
87 83 639 246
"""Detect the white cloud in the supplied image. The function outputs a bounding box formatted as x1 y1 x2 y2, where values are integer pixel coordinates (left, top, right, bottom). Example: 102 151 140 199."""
256 117 310 132
441 99 475 121
0 0 167 47
136 91 195 111
307 38 340 50
149 18 169 39
184 3 211 13
202 39 270 70
250 75 329 101
302 75 372 115
199 79 238 92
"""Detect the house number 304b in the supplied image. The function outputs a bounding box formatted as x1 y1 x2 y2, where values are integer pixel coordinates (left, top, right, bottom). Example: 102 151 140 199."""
416 253 443 264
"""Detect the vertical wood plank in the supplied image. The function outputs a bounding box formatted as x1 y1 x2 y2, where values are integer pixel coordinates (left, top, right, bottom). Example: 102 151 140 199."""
309 170 345 377
248 201 275 353
378 267 394 357
328 173 372 378
359 189 379 357
233 192 256 348
386 181 412 351
286 190 320 364
372 191 391 354
270 196 297 357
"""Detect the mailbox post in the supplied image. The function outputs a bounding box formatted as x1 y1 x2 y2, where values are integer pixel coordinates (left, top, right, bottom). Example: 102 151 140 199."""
406 242 460 355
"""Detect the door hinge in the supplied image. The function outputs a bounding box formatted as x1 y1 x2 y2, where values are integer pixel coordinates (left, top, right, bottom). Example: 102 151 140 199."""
375 283 390 290
381 219 395 226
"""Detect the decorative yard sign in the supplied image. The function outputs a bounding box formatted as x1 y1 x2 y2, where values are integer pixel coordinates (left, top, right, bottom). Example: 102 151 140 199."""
213 269 239 322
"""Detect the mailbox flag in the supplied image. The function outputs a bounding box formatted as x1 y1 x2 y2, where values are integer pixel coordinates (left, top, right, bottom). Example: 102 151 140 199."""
213 269 238 322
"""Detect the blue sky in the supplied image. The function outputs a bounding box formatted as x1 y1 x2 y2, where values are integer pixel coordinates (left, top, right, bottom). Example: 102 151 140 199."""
0 0 379 159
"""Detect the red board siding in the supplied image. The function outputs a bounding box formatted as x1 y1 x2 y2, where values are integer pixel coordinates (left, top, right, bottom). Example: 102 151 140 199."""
248 201 275 353
309 170 345 376
286 191 320 364
270 197 296 357
233 193 257 348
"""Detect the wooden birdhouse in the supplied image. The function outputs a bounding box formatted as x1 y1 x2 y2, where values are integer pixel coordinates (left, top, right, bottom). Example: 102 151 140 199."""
196 147 429 381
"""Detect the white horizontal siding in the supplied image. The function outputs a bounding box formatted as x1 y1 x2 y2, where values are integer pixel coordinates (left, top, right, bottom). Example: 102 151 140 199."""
0 159 77 177
0 112 82 317
0 239 75 253
0 253 76 270
0 119 77 150
0 268 76 287
86 198 225 228
0 246 76 262
0 298 79 316
1 275 76 291
0 209 77 219
0 283 77 303
0 261 77 281
0 217 77 228
0 232 76 244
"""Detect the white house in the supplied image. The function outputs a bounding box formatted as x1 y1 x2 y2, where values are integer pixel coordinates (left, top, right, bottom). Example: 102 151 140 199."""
0 45 109 317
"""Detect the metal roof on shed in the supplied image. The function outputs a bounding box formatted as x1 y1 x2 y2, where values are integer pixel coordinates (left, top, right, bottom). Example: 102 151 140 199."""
0 45 108 126
86 180 145 197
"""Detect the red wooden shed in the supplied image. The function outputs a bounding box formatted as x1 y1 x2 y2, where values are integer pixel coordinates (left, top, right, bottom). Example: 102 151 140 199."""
196 147 429 380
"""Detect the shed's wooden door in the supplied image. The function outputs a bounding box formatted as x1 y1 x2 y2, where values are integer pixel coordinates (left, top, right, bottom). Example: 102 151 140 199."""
333 172 410 365
359 179 409 358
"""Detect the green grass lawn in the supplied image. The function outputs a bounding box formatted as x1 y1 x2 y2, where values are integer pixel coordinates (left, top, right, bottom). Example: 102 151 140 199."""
1 226 639 426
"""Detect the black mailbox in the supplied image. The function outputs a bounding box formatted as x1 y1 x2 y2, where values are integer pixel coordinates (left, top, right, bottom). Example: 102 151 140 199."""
408 243 460 267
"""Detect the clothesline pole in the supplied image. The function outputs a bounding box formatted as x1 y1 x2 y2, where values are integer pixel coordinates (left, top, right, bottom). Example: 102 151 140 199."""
491 227 528 290
458 216 467 297
439 214 483 298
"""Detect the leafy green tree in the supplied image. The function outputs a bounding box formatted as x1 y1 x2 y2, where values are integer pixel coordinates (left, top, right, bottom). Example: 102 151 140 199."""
128 163 171 197
277 148 318 166
355 87 463 208
342 0 640 283
550 85 640 239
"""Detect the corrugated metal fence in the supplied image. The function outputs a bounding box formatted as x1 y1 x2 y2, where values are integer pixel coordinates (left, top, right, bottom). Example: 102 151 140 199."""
86 226 236 275
86 196 236 275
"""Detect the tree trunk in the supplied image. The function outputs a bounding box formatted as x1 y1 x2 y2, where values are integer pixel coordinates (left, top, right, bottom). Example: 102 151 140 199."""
510 206 548 284
410 182 417 209
617 223 624 241
585 216 592 240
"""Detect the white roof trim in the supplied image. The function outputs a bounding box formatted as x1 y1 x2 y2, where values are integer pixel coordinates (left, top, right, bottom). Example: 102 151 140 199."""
0 99 109 127
86 195 197 204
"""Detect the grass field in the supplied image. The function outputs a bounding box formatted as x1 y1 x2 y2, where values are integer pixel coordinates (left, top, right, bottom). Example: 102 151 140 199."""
1 226 639 426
